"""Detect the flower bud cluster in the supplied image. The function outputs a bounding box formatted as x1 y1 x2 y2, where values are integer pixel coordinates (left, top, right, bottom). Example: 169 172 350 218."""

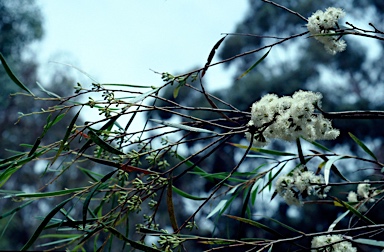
275 168 330 206
311 234 357 252
307 7 346 54
246 90 340 147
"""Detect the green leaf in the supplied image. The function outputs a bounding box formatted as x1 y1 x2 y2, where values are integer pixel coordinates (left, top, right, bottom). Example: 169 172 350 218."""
36 81 61 98
82 170 116 228
51 108 82 166
250 180 261 205
126 87 159 104
225 215 282 237
101 83 157 89
302 138 332 152
175 154 209 174
259 163 287 193
0 52 34 96
0 200 33 220
173 85 181 98
150 119 217 134
167 179 178 232
332 197 376 225
106 226 162 252
207 195 237 219
262 216 304 234
0 166 22 188
311 150 350 182
21 197 73 251
324 156 346 185
202 36 227 77
88 131 125 155
328 210 349 231
172 186 207 201
353 238 384 247
228 143 296 156
349 132 377 160
2 187 85 199
237 47 271 79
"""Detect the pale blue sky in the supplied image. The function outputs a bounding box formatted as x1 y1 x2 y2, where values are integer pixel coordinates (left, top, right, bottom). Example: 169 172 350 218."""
36 1 248 90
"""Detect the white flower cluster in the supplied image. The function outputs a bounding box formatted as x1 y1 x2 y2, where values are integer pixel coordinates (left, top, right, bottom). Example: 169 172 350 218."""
246 90 340 147
311 235 356 252
347 180 379 212
307 7 346 54
275 168 330 206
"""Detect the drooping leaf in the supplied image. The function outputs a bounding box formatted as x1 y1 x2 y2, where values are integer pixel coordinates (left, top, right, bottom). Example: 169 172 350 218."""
0 52 34 96
106 226 162 252
167 179 178 232
323 156 346 185
262 216 304 234
21 197 73 251
0 200 33 220
172 186 207 201
2 187 85 199
201 36 227 77
36 81 61 98
228 143 295 156
173 85 181 98
353 238 384 248
349 132 377 160
302 138 332 152
150 119 217 134
328 210 349 231
126 87 159 104
237 47 271 79
88 131 125 155
332 197 375 225
82 170 116 228
206 199 228 219
311 150 350 182
51 108 82 166
225 215 283 237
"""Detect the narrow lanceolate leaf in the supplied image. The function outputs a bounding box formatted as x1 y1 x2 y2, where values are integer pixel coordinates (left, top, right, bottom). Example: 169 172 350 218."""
324 156 345 185
167 179 178 232
51 108 82 166
311 150 349 182
88 131 125 155
328 210 349 231
172 186 207 201
126 87 159 104
21 197 73 251
106 227 162 252
0 52 34 96
173 85 181 98
353 238 384 248
225 215 283 237
332 197 376 225
206 199 228 219
262 216 304 234
237 47 271 79
150 119 217 134
82 170 116 229
228 143 295 156
0 200 33 220
2 187 85 199
348 132 377 160
201 36 227 77
36 81 61 98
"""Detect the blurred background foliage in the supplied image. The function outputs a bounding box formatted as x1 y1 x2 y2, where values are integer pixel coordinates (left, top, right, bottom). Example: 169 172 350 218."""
0 1 86 250
1 0 384 251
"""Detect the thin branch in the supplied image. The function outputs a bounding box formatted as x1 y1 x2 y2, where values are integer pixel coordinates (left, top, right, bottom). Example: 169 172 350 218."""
262 0 308 22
